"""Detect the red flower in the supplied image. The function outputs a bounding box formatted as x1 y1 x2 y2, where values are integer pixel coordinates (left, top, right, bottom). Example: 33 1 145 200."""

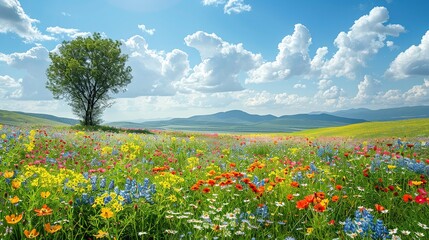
202 188 210 193
328 219 335 225
290 181 299 188
313 203 326 212
374 204 385 212
235 184 243 191
415 195 427 204
332 195 339 202
287 194 294 201
296 199 309 210
402 194 413 203
335 185 343 190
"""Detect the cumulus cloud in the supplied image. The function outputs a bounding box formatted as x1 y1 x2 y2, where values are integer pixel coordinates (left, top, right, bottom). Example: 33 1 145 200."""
0 0 53 41
386 31 429 79
377 79 429 106
137 24 155 35
202 0 251 14
317 6 405 79
0 44 53 100
353 75 381 104
118 35 190 97
247 24 312 84
0 75 22 99
314 79 347 107
178 31 261 93
46 26 90 39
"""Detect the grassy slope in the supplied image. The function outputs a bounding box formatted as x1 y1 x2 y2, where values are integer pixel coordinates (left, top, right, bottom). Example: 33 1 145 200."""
0 110 68 127
290 118 429 138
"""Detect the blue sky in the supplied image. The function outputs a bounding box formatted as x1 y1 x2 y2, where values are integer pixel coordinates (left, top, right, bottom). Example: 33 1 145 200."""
1 0 429 121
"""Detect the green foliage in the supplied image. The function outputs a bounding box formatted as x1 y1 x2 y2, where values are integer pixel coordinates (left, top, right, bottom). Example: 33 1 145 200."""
70 124 151 134
0 110 67 127
46 33 132 126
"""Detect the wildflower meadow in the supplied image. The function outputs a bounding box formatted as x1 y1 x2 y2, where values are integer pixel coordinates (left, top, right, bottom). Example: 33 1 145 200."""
0 123 428 239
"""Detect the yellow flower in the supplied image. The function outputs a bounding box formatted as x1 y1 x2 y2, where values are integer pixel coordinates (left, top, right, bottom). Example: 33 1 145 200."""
3 170 14 179
12 179 21 189
306 227 314 234
5 213 23 224
167 195 177 202
24 229 39 239
306 172 315 179
412 181 423 186
387 165 396 169
44 223 62 234
100 207 114 219
9 196 20 204
41 191 51 198
1 133 6 139
94 230 109 239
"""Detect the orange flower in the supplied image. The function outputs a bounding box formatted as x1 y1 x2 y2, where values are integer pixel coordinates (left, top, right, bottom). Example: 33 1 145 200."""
235 184 243 191
316 192 325 199
94 230 109 239
287 194 294 201
24 229 39 239
41 191 51 199
100 207 114 219
190 184 200 191
5 213 23 224
44 223 62 234
402 194 413 203
241 178 251 184
375 204 385 212
331 195 339 202
335 185 343 190
3 170 14 178
34 204 53 216
304 194 315 204
296 199 309 209
290 181 299 188
313 203 326 212
11 179 21 189
9 196 20 204
207 179 216 186
202 187 210 193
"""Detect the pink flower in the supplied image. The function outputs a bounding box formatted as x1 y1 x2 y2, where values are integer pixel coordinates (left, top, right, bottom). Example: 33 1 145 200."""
415 195 427 204
417 188 427 196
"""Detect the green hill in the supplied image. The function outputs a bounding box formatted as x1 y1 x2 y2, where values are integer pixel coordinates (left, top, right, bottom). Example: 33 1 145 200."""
0 110 68 127
290 118 429 138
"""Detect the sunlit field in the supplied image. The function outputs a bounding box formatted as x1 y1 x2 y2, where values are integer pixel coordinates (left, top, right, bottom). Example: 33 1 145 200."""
1 124 428 239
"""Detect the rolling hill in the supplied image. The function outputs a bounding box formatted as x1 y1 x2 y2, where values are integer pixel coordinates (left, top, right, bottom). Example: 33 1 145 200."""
290 118 429 138
329 105 429 121
0 110 70 127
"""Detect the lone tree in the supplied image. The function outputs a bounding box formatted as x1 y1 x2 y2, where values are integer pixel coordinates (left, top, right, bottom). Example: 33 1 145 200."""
46 33 132 126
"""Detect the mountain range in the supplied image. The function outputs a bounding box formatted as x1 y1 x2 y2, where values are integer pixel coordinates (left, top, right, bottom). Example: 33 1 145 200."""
1 105 428 132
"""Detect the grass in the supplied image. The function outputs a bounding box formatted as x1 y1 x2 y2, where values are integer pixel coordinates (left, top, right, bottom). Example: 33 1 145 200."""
290 118 429 138
0 110 68 127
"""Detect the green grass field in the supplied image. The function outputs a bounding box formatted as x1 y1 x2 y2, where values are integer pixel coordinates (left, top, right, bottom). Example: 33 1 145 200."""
0 110 68 127
291 118 429 138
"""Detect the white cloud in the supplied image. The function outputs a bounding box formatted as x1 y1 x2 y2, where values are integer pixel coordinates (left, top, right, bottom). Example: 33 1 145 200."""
314 79 347 107
118 35 190 97
318 6 405 79
0 44 53 100
377 79 429 106
178 31 261 93
0 0 53 41
0 75 22 99
137 24 155 35
46 26 90 39
386 31 429 79
353 75 381 104
201 0 251 14
247 24 312 83
293 83 306 89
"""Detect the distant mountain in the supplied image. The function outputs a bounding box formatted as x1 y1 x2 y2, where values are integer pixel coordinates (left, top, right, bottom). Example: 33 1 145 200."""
329 106 429 121
108 110 367 132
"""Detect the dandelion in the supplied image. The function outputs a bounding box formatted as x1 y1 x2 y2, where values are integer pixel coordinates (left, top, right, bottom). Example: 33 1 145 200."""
44 223 62 234
5 213 23 224
34 204 53 216
100 207 114 219
24 229 39 239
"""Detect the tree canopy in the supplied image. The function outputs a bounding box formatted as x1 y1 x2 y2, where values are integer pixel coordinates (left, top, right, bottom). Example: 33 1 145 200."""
46 33 132 126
